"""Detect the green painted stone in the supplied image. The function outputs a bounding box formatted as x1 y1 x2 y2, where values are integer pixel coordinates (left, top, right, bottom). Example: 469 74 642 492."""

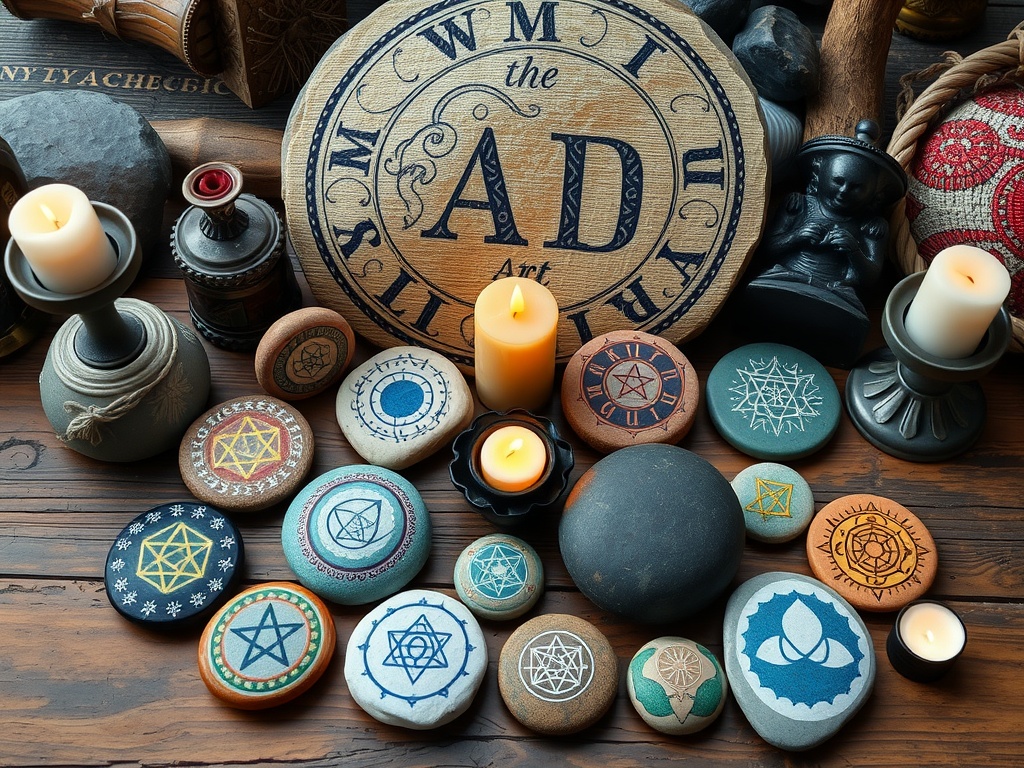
731 462 815 543
706 343 840 460
454 534 543 621
627 636 728 735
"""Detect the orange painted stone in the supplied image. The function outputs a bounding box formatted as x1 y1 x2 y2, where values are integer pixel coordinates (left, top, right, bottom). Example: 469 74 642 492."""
561 330 698 453
806 494 937 613
255 307 355 401
282 0 768 371
198 582 336 710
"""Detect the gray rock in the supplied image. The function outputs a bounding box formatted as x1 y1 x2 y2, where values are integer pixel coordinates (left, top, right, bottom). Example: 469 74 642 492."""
723 572 875 751
0 91 171 262
733 5 820 102
683 0 751 40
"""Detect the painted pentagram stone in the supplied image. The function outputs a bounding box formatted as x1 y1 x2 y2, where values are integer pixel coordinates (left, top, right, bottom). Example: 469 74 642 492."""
498 613 618 735
561 330 699 454
104 502 244 628
731 462 815 543
706 343 841 460
255 307 356 401
179 395 315 513
559 443 744 623
344 589 487 729
282 0 769 370
281 465 432 605
336 346 474 470
806 494 937 613
626 636 728 735
198 582 336 710
723 572 875 751
454 533 544 621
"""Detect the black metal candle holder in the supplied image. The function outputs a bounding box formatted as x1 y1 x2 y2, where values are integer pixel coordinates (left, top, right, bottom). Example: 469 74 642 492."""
450 409 574 528
886 600 967 683
845 272 1012 462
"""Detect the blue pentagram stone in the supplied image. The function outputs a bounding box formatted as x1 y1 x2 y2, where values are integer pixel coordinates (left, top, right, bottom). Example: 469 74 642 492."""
731 462 815 543
723 571 876 751
454 534 544 621
706 343 841 460
559 444 744 623
344 589 487 729
104 502 244 629
282 465 432 605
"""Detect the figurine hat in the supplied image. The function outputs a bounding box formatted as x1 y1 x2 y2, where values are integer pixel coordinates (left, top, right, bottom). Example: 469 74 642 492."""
798 120 908 209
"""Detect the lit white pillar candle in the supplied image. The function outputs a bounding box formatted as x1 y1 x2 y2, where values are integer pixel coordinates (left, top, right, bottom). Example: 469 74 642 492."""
904 245 1011 359
7 183 117 294
898 601 966 662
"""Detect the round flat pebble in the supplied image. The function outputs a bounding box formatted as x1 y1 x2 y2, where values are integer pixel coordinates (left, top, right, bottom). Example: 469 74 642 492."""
806 494 937 612
104 502 244 628
706 343 841 460
336 346 474 470
282 465 431 605
454 534 544 621
498 613 617 735
179 394 314 513
561 330 699 454
732 462 815 543
255 307 355 400
344 589 487 729
627 636 728 735
199 581 336 710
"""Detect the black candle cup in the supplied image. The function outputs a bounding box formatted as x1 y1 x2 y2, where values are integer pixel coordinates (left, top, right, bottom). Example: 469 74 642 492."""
886 600 967 683
449 409 573 528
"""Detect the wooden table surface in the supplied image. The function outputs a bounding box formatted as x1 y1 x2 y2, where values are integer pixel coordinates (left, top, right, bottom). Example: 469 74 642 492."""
2 2 1023 766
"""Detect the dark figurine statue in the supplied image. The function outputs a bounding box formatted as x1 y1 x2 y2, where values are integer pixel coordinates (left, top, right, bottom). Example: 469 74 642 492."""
742 120 907 368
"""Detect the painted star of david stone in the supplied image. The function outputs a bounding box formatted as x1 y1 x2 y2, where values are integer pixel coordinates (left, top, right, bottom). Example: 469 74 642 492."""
137 522 212 594
521 632 592 701
212 415 282 479
382 613 452 685
230 603 305 672
731 357 822 435
470 542 527 600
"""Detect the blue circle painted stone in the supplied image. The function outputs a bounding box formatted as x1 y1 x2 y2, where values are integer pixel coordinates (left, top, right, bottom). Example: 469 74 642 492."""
731 462 815 543
706 343 841 460
344 589 487 729
104 502 244 628
454 534 544 621
559 444 744 623
282 465 431 605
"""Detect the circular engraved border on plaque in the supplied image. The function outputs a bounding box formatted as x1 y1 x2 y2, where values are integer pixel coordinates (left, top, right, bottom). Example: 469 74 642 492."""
284 0 768 368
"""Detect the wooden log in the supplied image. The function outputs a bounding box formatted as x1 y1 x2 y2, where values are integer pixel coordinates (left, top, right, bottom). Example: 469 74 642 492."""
803 0 905 140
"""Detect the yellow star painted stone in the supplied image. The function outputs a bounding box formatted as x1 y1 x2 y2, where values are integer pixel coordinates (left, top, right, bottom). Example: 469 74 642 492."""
211 415 282 480
745 478 794 520
137 522 213 594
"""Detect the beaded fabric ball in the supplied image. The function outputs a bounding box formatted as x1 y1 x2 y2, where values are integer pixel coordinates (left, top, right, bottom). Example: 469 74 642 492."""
906 83 1024 319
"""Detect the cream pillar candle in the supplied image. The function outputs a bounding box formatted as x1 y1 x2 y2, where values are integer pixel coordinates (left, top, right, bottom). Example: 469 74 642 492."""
7 183 117 294
904 245 1011 359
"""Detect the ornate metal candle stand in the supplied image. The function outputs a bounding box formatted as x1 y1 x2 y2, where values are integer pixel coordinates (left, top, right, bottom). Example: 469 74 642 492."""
4 201 211 462
845 272 1012 462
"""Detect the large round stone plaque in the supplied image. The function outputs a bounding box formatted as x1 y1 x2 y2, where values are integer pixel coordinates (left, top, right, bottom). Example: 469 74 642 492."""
284 0 768 368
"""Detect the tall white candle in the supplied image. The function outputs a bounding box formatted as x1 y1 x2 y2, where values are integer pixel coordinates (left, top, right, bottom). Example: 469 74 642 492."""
904 245 1011 359
898 602 966 662
7 183 117 294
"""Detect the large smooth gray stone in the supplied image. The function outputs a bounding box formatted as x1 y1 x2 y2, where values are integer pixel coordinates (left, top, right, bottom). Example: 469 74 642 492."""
0 91 171 261
559 443 744 624
723 571 876 751
733 5 820 102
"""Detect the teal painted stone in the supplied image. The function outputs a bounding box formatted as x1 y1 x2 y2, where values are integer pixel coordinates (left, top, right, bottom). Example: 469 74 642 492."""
282 465 431 605
723 571 876 751
344 589 487 729
454 534 544 621
559 444 744 623
706 343 840 460
627 636 728 735
731 462 815 543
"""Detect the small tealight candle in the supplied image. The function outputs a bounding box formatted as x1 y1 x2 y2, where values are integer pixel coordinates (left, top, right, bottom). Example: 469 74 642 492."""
7 183 118 295
478 425 547 492
474 277 558 411
904 245 1011 359
887 600 967 682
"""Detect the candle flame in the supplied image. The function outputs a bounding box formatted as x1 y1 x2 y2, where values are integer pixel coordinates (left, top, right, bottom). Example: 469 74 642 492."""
510 284 525 318
505 437 524 458
39 203 61 230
